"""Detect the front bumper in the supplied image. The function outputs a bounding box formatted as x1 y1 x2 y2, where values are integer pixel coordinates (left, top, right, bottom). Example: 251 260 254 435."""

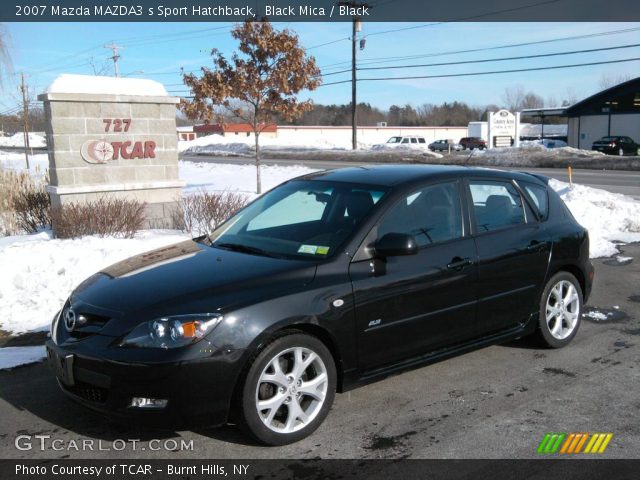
45 338 246 428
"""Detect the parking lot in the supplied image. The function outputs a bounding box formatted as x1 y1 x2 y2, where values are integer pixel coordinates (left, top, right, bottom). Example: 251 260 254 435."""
1 244 638 460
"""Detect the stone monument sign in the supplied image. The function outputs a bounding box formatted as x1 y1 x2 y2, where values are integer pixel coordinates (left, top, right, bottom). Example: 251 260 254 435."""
38 74 185 229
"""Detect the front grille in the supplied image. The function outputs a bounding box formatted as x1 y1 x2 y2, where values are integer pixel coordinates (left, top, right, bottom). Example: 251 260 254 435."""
63 381 108 404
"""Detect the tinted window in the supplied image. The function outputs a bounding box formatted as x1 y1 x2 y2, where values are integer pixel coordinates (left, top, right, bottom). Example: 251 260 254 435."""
469 180 525 232
418 138 426 144
401 138 410 144
378 182 462 247
210 181 387 259
410 138 417 144
522 182 549 220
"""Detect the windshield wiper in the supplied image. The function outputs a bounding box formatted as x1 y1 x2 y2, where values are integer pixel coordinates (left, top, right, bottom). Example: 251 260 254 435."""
215 242 279 258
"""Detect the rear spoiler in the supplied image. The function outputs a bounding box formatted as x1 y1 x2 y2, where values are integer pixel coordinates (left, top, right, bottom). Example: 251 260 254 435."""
519 172 550 185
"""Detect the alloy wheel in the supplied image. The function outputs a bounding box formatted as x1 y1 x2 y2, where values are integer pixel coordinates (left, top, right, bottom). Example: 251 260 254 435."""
255 346 328 434
545 280 580 340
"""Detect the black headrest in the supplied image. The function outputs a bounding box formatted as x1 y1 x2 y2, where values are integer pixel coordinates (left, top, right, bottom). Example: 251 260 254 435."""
346 191 374 219
486 195 512 212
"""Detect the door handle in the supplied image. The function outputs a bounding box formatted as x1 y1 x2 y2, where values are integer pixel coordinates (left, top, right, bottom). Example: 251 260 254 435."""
526 240 549 252
447 257 472 270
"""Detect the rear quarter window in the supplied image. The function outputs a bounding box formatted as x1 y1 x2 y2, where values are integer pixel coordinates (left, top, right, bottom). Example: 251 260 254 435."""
521 182 549 221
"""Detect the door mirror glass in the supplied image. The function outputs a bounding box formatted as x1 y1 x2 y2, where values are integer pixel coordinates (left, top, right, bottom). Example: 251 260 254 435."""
374 233 418 257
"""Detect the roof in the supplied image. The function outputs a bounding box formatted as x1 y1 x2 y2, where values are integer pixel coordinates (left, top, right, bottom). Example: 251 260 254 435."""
297 164 545 188
520 107 568 117
566 76 640 116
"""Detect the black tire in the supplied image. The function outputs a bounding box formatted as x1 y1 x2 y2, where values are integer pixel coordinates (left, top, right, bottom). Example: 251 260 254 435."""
238 332 336 445
535 272 583 348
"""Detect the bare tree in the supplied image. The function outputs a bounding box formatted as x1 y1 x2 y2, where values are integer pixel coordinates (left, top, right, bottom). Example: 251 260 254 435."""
181 21 321 194
598 73 633 90
501 85 526 111
0 24 13 88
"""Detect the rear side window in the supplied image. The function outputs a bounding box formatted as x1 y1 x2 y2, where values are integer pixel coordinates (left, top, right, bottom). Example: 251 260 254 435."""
469 180 525 232
418 138 426 144
522 182 549 221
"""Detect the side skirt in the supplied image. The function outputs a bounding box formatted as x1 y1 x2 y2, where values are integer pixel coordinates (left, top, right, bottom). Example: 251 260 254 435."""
341 318 535 392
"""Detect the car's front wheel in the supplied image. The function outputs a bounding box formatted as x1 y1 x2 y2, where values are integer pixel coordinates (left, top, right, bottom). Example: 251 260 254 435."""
535 272 583 348
239 332 336 445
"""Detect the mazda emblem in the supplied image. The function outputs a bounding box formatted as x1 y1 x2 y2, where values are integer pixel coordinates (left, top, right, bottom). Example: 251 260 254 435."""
64 308 77 332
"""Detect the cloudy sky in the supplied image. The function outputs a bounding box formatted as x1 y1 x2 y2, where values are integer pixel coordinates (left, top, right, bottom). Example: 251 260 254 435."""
2 21 639 114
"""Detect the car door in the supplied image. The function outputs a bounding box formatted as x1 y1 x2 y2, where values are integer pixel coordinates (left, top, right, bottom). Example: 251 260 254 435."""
349 180 478 369
466 178 551 336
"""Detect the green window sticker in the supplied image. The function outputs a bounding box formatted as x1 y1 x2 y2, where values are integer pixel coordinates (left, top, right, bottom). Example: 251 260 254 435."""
297 245 331 255
298 245 318 254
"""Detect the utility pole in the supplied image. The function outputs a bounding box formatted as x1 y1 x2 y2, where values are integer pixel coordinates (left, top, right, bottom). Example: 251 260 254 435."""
338 2 369 150
351 17 358 150
20 72 30 170
104 43 123 77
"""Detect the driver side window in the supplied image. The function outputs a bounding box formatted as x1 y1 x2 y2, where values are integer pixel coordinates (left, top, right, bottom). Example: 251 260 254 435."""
378 182 463 247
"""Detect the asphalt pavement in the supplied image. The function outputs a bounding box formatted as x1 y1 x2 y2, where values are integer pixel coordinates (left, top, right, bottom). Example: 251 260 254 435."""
1 244 639 459
181 155 640 200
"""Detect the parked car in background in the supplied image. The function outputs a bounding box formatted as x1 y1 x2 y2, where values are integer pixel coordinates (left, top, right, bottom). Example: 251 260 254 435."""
47 165 593 445
459 137 487 150
428 139 463 152
373 135 428 149
592 136 639 156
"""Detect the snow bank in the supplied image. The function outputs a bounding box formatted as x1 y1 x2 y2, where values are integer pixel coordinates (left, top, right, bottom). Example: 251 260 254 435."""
0 151 49 176
476 144 606 164
0 132 46 149
0 231 188 335
45 74 168 97
550 178 640 257
179 133 377 155
0 346 46 369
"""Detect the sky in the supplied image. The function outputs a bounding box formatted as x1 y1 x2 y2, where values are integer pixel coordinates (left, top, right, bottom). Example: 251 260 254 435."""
1 21 639 115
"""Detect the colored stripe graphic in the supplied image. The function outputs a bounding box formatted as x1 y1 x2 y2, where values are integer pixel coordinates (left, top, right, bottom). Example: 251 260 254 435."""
539 433 613 454
537 433 565 453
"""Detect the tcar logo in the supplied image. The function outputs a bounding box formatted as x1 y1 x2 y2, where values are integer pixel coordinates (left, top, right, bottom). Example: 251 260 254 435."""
537 432 613 454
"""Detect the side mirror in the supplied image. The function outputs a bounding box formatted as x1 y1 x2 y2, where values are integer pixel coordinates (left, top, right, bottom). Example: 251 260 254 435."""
373 233 418 258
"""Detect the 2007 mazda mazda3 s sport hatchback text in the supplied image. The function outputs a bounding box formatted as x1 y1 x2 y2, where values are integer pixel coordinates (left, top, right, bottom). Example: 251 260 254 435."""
47 165 593 445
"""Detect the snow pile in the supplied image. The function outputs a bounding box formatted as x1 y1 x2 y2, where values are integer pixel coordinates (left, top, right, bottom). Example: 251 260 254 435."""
179 134 378 155
0 346 46 369
45 74 168 97
0 132 47 149
179 160 316 196
0 230 188 335
550 178 640 257
0 151 48 174
476 144 606 164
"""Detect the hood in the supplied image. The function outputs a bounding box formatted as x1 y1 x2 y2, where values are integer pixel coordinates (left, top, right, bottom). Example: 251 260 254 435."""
69 240 317 337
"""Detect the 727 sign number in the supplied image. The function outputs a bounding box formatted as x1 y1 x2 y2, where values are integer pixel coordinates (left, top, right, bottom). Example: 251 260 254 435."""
103 118 131 133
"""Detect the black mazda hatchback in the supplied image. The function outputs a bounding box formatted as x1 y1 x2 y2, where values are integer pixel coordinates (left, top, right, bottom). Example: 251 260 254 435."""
47 165 593 445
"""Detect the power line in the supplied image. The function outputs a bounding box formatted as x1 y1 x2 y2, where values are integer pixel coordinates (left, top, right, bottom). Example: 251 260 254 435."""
357 43 640 72
318 25 640 71
347 56 640 83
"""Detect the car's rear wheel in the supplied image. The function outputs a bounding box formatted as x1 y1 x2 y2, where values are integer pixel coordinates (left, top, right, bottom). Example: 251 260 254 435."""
239 333 336 445
535 272 583 348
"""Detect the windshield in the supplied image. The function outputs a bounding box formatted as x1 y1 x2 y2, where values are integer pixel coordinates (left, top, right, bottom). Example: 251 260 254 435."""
208 180 387 260
387 137 402 143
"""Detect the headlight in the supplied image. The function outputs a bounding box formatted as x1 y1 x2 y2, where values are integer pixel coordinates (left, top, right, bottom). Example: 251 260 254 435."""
119 314 223 349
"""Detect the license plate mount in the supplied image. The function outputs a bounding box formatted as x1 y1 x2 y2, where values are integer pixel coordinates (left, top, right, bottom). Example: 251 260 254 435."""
47 346 75 386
